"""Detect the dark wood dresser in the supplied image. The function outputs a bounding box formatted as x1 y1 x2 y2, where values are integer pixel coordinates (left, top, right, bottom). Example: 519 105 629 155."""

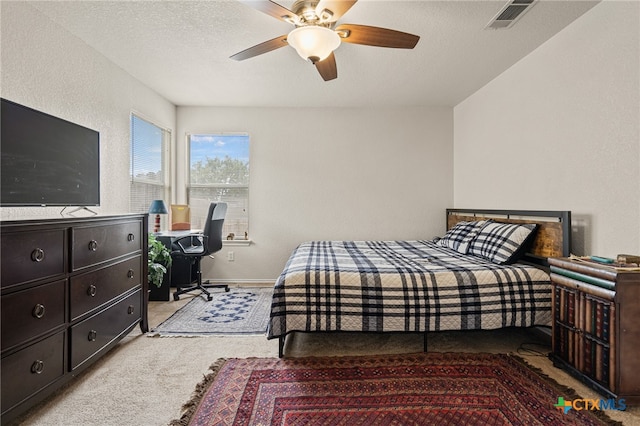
1 214 148 423
549 257 640 403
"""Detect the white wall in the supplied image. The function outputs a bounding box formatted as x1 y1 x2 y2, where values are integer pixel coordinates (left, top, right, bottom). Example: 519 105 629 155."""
10 0 635 284
177 106 453 281
0 1 453 283
0 2 176 220
453 1 640 257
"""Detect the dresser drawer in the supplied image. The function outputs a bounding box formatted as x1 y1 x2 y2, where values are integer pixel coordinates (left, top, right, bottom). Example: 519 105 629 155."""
69 256 142 321
70 290 141 370
1 332 65 414
1 280 66 350
0 229 66 288
72 221 142 270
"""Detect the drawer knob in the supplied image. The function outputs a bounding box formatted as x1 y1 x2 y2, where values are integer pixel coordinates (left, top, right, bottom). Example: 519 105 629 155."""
127 233 135 242
127 269 134 279
31 248 45 262
88 285 97 297
31 360 45 374
32 304 46 319
128 305 135 315
88 330 97 342
88 240 98 251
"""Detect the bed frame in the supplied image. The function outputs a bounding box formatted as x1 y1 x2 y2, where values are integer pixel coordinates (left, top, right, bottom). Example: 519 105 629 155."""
276 208 572 357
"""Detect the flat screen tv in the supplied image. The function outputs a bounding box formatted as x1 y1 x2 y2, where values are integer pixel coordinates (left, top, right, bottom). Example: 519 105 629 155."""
1 98 100 207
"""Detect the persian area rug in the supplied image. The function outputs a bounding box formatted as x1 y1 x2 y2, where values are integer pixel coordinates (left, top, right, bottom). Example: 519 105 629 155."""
170 352 620 426
149 287 272 336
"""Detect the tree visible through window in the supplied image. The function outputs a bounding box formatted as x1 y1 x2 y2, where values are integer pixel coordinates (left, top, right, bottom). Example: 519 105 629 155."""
188 134 249 239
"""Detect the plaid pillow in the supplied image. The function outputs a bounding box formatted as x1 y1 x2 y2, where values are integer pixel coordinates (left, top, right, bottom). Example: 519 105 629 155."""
468 222 538 264
438 220 489 254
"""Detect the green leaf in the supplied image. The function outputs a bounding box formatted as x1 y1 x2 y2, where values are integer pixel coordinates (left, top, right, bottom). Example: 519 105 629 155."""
148 233 172 287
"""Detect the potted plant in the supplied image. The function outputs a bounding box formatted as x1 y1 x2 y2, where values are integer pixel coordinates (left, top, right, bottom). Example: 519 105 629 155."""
148 233 172 301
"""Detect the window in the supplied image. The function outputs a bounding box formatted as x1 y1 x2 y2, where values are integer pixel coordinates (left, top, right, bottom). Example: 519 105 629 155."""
130 114 170 214
188 134 249 240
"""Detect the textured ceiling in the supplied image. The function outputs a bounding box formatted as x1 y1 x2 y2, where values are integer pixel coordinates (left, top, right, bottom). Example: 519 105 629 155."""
29 0 599 108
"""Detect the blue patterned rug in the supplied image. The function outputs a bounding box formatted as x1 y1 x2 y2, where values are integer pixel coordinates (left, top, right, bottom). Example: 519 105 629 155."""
149 287 273 336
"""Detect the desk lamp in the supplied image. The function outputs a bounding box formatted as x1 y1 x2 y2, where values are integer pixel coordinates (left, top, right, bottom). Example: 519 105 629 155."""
148 200 168 233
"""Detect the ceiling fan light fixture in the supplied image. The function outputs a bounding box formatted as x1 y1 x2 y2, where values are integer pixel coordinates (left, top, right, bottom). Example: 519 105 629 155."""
281 15 297 25
287 26 341 63
319 9 333 21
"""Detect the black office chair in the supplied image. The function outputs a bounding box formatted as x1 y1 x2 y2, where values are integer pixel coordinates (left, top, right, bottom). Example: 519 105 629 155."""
172 202 229 301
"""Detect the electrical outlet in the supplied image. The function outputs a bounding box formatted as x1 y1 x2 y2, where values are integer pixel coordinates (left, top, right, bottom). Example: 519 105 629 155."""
227 251 234 261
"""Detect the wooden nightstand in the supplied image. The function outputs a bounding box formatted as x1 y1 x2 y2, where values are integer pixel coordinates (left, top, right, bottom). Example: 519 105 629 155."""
549 257 640 403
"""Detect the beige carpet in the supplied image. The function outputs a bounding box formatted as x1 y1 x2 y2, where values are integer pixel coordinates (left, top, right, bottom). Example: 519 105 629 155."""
12 296 640 426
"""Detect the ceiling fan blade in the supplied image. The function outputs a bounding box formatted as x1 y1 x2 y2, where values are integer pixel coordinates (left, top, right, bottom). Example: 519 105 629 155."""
237 0 299 25
315 0 358 23
315 52 338 81
230 34 289 61
335 24 419 49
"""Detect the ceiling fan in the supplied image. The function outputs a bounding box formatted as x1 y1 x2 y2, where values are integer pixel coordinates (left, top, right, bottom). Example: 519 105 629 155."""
230 0 420 81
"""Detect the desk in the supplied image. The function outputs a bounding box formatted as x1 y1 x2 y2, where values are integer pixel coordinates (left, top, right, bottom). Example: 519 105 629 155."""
154 231 202 290
154 229 202 239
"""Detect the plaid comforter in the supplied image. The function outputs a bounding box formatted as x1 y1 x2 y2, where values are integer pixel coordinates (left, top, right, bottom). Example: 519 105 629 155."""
267 240 552 339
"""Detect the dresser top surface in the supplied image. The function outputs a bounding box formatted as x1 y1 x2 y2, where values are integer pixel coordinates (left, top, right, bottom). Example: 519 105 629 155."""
1 213 146 229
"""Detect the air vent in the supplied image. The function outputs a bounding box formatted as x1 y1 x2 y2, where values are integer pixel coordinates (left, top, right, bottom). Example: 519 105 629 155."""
486 0 536 29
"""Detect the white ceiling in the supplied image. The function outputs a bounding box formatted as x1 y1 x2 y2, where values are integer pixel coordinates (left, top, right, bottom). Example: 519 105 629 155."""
29 0 599 108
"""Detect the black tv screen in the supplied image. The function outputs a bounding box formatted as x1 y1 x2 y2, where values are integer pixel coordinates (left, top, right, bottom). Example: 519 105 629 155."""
1 98 100 207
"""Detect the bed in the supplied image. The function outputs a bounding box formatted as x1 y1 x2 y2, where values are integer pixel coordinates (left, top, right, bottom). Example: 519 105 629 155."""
268 209 571 357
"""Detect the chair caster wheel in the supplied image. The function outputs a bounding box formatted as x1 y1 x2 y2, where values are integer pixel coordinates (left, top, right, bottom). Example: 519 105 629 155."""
173 294 180 301
207 295 213 301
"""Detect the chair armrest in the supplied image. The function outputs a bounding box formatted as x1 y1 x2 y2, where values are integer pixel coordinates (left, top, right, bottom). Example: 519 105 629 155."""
172 234 208 255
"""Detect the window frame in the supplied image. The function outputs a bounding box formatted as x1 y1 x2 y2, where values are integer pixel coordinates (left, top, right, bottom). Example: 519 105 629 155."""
186 132 250 243
129 112 171 221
